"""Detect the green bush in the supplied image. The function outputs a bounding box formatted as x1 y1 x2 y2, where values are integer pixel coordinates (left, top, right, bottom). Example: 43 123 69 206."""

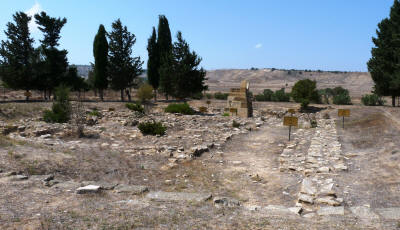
138 121 166 136
300 99 310 110
191 92 204 100
126 102 144 113
165 103 194 115
223 112 230 117
272 88 290 102
205 93 212 99
333 92 351 105
214 92 229 100
291 79 319 107
43 86 71 123
88 110 101 117
361 94 385 106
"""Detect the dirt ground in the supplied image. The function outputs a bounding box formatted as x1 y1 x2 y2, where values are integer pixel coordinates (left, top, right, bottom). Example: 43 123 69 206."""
0 100 400 229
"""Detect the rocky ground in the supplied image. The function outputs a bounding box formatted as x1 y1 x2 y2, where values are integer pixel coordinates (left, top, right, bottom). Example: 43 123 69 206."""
0 101 399 229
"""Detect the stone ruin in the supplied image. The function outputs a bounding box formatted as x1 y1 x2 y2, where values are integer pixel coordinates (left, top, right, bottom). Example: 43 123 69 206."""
224 80 253 118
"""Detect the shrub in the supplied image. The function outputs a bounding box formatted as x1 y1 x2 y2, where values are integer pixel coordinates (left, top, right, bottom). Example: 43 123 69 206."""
43 86 71 123
300 99 310 110
361 94 385 106
199 106 207 113
138 121 166 136
88 110 101 117
165 103 194 115
272 88 290 102
191 92 204 100
126 103 144 113
291 79 319 107
205 93 212 99
137 83 153 103
333 92 351 105
310 119 318 128
255 94 266 101
214 92 229 100
223 112 230 117
232 120 240 128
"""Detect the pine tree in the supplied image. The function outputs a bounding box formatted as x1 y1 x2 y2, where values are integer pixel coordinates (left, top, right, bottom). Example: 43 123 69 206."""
157 15 173 100
34 12 68 99
0 12 35 100
368 0 400 106
172 31 207 99
108 19 143 101
93 24 108 101
147 27 159 100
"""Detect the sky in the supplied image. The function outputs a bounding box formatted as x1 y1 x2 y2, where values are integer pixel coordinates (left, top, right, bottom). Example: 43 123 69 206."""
0 0 395 71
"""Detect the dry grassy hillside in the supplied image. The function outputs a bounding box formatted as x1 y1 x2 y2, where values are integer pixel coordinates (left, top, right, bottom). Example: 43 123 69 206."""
206 69 374 97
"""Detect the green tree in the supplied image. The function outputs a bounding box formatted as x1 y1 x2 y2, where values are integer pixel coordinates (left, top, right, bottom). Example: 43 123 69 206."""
93 24 108 101
147 27 160 100
368 0 400 107
108 19 143 101
172 31 207 99
291 79 319 109
157 15 173 100
34 12 68 99
0 12 35 100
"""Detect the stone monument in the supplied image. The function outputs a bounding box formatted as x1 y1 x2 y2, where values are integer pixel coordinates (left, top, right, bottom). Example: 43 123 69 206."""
224 80 253 118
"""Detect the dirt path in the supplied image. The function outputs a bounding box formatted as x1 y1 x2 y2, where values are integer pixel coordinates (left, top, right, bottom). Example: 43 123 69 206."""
202 117 306 207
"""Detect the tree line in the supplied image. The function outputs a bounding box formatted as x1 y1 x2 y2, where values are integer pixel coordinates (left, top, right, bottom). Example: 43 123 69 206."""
0 12 207 102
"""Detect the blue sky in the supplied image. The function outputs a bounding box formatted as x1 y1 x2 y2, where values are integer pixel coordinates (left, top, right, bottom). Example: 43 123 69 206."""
0 0 395 71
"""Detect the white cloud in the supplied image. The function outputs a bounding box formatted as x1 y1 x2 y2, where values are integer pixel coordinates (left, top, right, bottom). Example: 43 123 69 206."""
254 43 262 49
25 2 43 33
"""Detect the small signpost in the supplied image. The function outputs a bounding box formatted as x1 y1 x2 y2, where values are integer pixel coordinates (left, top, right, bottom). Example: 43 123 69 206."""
338 109 350 128
283 116 298 141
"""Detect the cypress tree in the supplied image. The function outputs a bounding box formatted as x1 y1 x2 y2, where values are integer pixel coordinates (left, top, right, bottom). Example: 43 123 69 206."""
157 15 173 100
0 12 35 100
368 0 400 106
34 12 68 99
147 27 159 100
93 24 109 101
108 19 143 101
172 31 207 99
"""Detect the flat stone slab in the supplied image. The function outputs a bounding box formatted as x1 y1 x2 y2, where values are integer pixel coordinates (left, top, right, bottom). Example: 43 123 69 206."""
375 208 400 220
317 206 344 216
114 185 148 195
350 206 379 220
146 191 212 202
76 185 101 194
300 178 317 195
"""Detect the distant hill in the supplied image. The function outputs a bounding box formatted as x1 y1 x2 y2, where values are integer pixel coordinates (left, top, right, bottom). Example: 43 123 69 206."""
206 68 374 97
74 65 92 78
71 65 373 97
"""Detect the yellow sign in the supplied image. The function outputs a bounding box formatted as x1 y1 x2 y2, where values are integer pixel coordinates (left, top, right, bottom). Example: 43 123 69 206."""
338 109 350 117
229 108 238 113
288 109 295 114
283 116 298 126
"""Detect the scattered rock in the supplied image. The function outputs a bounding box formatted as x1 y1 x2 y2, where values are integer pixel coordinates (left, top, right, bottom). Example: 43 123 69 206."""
298 194 314 204
300 178 317 195
76 185 101 194
146 191 212 202
213 197 240 207
8 175 29 181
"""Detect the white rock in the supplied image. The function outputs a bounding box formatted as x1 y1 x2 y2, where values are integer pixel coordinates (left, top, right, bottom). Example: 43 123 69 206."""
76 185 101 194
